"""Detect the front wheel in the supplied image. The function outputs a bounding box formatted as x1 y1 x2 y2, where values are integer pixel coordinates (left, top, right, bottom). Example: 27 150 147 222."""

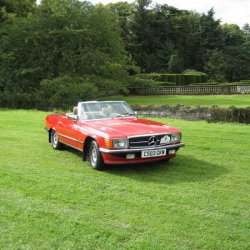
51 130 64 150
88 140 104 170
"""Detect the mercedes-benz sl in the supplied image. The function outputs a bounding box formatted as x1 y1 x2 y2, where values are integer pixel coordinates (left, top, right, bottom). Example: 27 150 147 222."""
45 101 184 170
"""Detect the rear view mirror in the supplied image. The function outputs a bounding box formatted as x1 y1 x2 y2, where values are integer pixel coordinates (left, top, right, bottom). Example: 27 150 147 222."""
67 114 78 121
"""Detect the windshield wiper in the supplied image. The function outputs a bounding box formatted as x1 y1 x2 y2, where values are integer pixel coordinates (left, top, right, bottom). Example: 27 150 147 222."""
116 112 137 117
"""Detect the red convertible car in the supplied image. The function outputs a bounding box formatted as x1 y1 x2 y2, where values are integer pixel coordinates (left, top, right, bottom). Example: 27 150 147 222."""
45 101 184 170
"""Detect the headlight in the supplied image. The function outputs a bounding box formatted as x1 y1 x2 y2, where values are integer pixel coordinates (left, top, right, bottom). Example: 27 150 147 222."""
105 138 128 149
113 138 128 149
171 133 181 142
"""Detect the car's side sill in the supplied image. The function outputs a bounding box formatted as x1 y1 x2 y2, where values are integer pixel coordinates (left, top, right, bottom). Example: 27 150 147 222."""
60 141 83 152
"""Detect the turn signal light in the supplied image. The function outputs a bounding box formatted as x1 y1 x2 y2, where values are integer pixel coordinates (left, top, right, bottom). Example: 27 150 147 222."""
104 138 113 149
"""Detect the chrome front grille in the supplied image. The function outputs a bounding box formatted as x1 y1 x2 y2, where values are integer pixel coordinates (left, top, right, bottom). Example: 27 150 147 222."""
128 134 172 149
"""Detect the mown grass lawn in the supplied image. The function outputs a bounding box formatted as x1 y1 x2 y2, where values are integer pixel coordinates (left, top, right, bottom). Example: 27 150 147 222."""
0 110 249 249
107 95 250 107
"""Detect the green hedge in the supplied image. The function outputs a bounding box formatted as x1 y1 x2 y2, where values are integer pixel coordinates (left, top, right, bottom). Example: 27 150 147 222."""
239 80 250 84
0 76 129 110
186 81 250 86
137 73 208 85
159 82 176 86
0 92 38 109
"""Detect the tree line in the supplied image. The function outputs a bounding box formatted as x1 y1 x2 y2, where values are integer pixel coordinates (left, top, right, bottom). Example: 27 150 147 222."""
0 0 249 109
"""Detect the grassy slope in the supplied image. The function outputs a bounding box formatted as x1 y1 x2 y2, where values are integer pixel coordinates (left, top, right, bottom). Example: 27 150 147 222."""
107 95 250 107
0 110 249 249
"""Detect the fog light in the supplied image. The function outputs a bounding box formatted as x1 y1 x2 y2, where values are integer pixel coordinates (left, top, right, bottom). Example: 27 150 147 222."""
126 154 135 159
169 149 176 154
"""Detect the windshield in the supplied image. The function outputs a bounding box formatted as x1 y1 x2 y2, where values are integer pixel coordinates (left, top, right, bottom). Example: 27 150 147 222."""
79 101 136 121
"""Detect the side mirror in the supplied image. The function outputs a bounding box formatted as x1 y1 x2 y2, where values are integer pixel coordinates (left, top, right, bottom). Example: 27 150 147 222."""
67 114 78 121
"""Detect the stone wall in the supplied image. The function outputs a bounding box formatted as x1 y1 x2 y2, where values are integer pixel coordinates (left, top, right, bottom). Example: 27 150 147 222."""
132 105 250 124
129 84 250 95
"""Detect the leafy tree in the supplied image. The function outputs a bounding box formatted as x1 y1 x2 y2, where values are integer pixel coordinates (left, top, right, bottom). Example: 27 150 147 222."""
130 1 182 72
40 76 98 109
1 0 250 109
168 54 183 73
195 8 224 70
242 23 250 35
240 41 250 79
205 50 226 82
0 0 129 94
222 24 250 81
0 0 35 21
129 0 152 71
224 41 250 81
242 23 250 42
166 10 201 70
107 1 133 49
222 24 245 46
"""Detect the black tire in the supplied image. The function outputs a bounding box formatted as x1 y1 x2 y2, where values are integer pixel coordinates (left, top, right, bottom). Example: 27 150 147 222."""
51 130 64 150
88 140 104 170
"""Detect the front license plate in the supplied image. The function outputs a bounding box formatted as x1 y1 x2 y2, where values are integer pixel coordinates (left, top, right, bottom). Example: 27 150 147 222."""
141 149 166 158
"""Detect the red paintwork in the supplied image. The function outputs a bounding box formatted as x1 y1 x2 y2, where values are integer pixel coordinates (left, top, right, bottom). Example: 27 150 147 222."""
45 114 183 164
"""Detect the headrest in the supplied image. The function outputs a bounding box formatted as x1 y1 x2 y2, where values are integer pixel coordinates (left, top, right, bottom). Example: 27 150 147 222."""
73 106 78 115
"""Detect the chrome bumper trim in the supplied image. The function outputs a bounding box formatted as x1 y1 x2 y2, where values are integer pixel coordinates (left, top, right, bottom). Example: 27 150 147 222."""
128 133 174 138
99 143 185 153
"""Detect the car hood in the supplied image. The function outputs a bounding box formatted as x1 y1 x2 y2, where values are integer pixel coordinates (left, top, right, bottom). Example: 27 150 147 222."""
80 118 180 138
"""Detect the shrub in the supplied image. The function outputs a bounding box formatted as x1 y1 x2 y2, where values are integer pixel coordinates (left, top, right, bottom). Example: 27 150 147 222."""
94 78 129 96
40 76 98 109
130 77 160 88
136 72 208 86
126 65 141 75
182 69 207 75
0 92 37 109
182 69 208 84
136 73 162 82
127 76 160 95
100 63 129 82
239 80 250 84
159 82 176 86
168 54 184 73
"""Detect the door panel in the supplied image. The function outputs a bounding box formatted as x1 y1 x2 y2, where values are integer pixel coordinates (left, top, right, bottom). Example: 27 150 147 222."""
56 116 84 151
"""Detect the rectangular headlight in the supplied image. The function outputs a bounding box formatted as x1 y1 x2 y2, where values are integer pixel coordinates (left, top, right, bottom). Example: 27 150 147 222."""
113 138 128 149
171 133 181 142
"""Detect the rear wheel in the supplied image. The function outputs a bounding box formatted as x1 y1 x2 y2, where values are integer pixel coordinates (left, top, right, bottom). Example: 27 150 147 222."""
51 130 64 150
88 140 104 170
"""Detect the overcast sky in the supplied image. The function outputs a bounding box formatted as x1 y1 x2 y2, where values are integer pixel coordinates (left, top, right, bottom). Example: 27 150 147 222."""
90 0 250 27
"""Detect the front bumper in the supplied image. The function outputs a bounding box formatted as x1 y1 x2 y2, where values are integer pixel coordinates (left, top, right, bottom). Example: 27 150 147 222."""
99 142 185 164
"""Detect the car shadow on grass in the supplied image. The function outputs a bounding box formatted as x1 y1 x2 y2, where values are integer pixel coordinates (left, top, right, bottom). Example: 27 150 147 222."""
104 154 229 184
60 147 229 184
